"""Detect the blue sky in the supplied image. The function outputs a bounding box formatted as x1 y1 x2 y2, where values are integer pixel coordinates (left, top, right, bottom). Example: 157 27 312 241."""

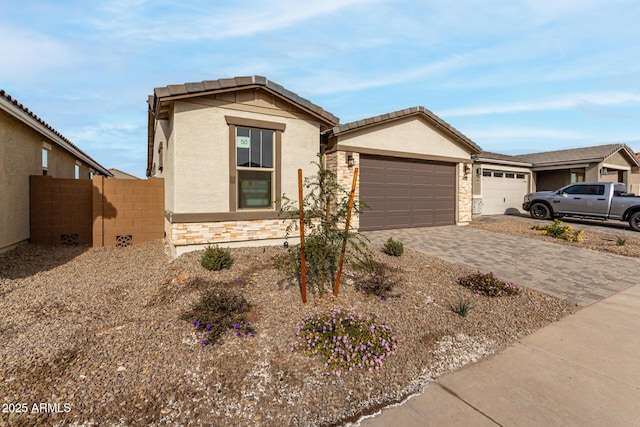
2 0 639 178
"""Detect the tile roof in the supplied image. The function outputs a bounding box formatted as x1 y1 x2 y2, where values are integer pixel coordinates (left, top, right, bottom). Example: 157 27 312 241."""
477 151 533 166
513 143 640 167
151 75 339 125
325 106 482 154
0 90 111 176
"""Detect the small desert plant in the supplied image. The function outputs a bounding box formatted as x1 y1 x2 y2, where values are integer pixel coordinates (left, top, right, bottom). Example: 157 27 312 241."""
531 219 584 242
457 272 521 297
382 237 404 256
352 256 399 299
182 285 254 345
200 244 233 271
292 308 397 377
450 296 474 317
616 233 627 246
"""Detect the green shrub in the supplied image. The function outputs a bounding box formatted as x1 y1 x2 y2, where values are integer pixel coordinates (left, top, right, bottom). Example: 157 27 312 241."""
450 296 474 317
382 237 404 256
292 308 397 376
181 286 254 345
200 244 233 271
352 256 398 299
457 272 521 297
617 233 627 246
531 219 584 242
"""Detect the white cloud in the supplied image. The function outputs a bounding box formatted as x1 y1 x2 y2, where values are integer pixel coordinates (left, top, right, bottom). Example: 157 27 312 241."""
439 92 640 117
469 127 586 140
0 26 77 81
66 123 143 147
92 0 388 42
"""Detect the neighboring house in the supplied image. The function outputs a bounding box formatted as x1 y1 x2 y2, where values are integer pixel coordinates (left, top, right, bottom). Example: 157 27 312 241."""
0 90 111 253
473 144 640 216
472 152 533 216
147 77 482 253
108 168 140 179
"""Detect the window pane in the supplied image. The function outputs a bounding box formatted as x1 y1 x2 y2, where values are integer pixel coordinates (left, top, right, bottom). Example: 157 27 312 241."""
236 127 250 166
262 131 273 168
238 170 272 208
505 173 515 178
565 185 586 194
250 129 261 167
42 149 48 168
493 172 503 177
482 170 491 177
237 147 249 167
516 173 525 179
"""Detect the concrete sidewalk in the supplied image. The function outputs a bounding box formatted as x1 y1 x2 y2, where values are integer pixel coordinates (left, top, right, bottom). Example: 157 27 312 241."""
361 282 640 426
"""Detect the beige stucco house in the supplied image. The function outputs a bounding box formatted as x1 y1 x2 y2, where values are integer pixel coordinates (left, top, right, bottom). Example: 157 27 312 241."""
473 144 640 216
147 77 483 254
0 90 111 253
147 76 340 254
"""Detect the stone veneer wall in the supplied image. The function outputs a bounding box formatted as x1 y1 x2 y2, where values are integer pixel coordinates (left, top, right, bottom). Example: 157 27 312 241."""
328 151 360 230
457 163 472 223
169 219 295 246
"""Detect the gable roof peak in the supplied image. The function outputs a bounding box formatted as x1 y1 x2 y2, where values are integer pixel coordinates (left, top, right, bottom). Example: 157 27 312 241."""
151 75 339 125
325 105 482 154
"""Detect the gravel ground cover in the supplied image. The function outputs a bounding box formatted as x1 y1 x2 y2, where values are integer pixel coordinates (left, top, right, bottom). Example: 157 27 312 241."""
1 239 575 426
471 218 640 258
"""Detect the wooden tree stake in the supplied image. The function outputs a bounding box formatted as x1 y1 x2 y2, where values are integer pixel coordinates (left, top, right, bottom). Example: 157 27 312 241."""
334 167 358 297
298 169 307 303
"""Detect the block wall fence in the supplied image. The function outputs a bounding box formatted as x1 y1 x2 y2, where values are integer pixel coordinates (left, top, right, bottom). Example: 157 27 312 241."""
29 176 164 247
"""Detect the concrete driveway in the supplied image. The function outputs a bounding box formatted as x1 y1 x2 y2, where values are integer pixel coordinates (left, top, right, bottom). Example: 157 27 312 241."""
360 224 640 426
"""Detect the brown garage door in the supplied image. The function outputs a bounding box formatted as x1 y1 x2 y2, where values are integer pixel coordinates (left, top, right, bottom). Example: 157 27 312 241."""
359 155 456 231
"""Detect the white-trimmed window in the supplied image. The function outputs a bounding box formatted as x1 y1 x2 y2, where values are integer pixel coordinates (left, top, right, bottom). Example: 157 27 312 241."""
75 162 80 179
42 148 49 175
236 127 274 209
89 169 94 179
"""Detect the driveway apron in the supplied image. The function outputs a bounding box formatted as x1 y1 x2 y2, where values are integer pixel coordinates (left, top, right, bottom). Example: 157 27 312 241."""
365 225 640 306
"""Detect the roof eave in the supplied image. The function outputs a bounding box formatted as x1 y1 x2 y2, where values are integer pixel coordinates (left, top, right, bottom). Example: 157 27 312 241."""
0 95 112 176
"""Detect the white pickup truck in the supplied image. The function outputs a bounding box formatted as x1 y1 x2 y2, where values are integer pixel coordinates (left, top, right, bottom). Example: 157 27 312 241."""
522 182 640 231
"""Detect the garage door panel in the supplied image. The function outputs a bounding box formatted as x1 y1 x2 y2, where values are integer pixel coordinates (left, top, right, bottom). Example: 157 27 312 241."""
384 214 411 228
387 176 411 186
481 172 529 215
359 155 456 231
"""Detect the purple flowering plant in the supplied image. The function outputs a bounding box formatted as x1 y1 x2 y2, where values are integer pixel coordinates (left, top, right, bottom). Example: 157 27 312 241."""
292 308 398 376
181 286 255 345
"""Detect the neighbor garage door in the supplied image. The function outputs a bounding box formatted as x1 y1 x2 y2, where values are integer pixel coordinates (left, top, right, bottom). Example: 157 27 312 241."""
481 170 529 215
359 155 456 231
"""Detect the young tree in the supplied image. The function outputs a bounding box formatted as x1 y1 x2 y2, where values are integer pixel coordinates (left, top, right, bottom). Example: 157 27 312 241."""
279 155 367 299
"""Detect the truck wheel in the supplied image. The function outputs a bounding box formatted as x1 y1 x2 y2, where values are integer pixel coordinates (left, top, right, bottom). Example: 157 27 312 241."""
629 212 640 231
530 203 550 220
